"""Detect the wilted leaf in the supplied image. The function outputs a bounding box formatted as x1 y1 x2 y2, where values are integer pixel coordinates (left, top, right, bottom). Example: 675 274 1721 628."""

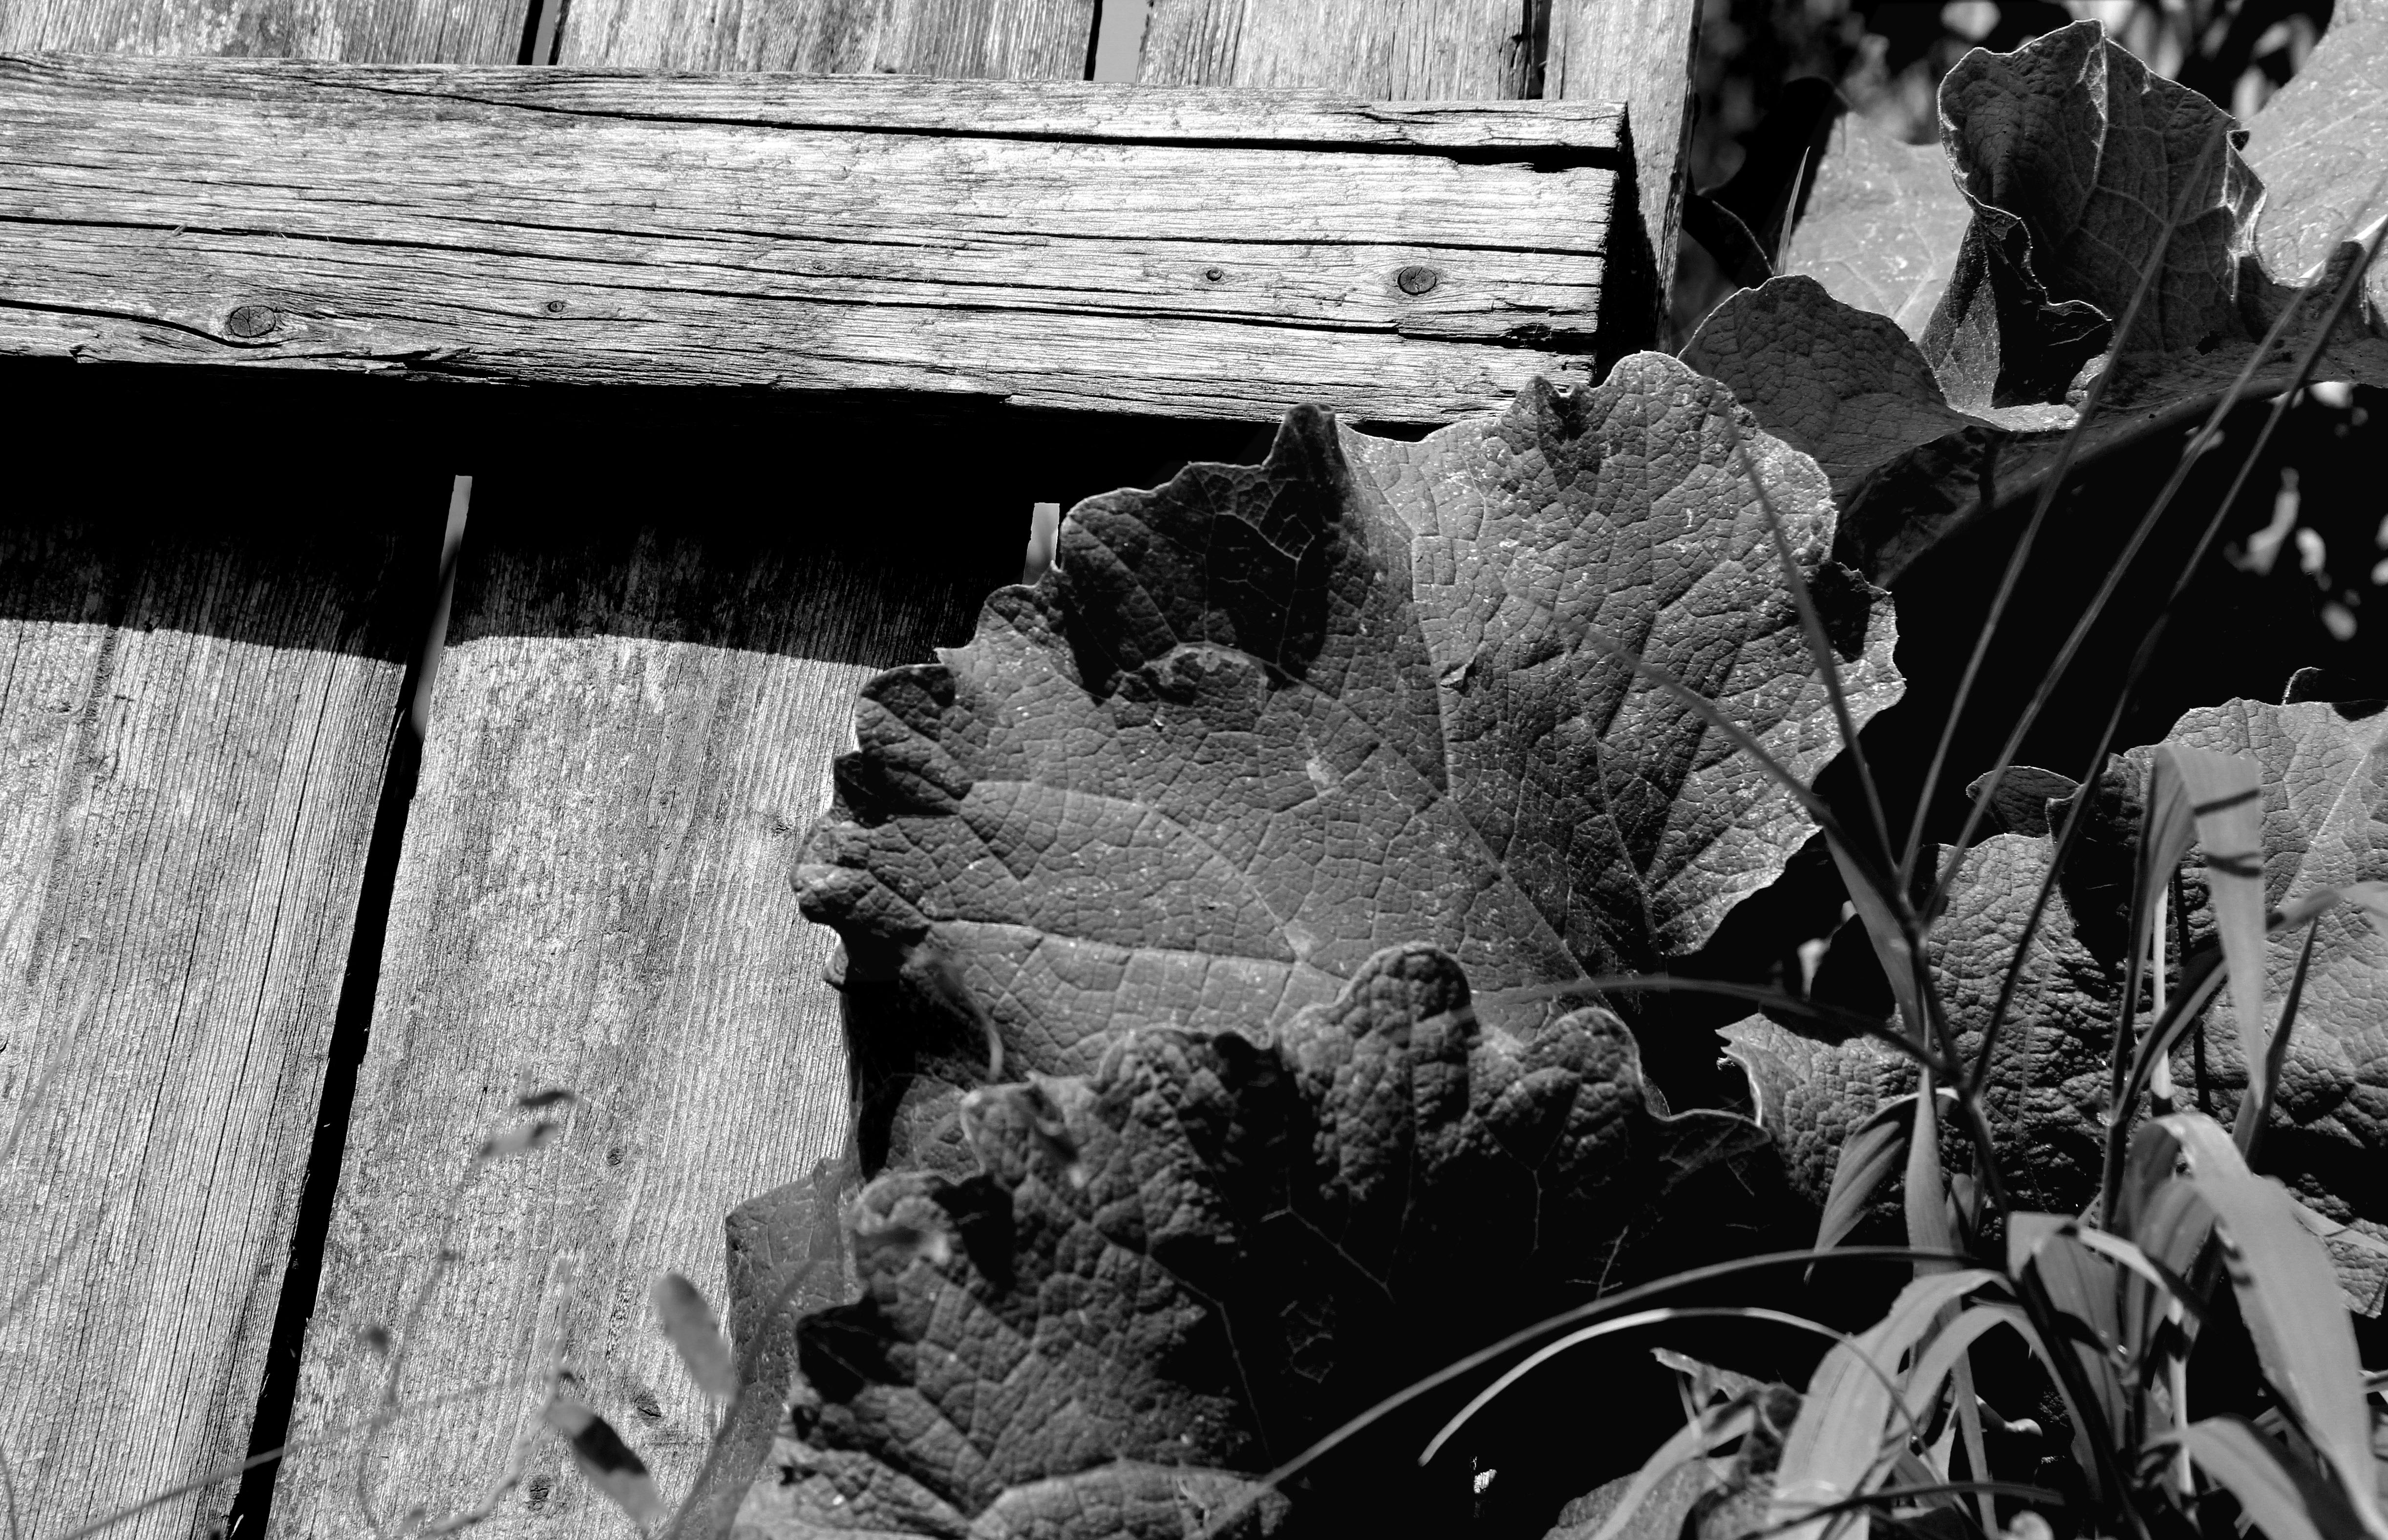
1694 21 2388 582
798 358 1899 1166
740 945 1767 1539
1725 700 2388 1290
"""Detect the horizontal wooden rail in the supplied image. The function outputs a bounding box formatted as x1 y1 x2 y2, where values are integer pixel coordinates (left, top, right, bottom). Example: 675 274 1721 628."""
0 55 1629 422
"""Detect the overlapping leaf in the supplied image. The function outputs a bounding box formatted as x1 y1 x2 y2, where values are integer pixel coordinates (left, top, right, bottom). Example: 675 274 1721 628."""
796 354 1899 1165
1725 699 2388 1257
1690 20 2388 581
737 946 1765 1540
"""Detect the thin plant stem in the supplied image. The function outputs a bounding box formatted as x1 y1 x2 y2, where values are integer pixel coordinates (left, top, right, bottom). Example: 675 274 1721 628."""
1966 201 2387 1145
41 1373 546 1540
1418 1305 1913 1468
1898 129 2221 889
1185 1246 1974 1540
1726 425 1895 867
1924 176 2385 926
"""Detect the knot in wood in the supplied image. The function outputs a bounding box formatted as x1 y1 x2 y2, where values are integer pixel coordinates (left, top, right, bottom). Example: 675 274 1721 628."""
224 304 278 339
1395 264 1441 296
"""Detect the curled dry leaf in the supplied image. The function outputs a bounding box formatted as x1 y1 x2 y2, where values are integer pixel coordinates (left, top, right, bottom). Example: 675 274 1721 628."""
739 945 1768 1540
1727 700 2388 1286
797 354 1899 1169
1697 19 2388 581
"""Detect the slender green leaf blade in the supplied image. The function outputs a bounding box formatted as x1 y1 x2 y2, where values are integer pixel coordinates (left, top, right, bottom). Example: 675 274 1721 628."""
1769 1269 1996 1540
2174 1416 2345 1540
2160 1113 2383 1533
2154 749 2271 1130
1815 1095 1916 1251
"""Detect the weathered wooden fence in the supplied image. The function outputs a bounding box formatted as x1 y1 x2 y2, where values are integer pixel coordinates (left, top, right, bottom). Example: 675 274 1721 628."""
0 2 1700 1537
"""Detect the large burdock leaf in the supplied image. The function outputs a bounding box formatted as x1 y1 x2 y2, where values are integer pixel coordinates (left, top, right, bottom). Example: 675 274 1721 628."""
797 354 1899 1165
737 945 1765 1540
2245 0 2388 334
1780 114 1974 341
1725 700 2388 1269
1690 20 2388 581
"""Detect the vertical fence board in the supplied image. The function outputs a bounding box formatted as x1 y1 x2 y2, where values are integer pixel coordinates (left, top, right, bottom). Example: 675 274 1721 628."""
261 403 1074 1537
0 418 432 1540
557 0 1097 76
0 0 532 63
1549 0 1703 317
1133 0 1535 97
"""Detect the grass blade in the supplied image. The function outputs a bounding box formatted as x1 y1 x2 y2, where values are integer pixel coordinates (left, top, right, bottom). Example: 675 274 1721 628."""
2171 1416 2349 1540
1727 425 1896 869
2159 1113 2385 1536
1815 1093 1937 1252
1189 1246 1970 1540
1419 1305 1846 1468
2243 917 2322 1161
2154 750 2270 1135
1768 1269 1998 1540
1901 1072 1956 1269
1899 120 2223 890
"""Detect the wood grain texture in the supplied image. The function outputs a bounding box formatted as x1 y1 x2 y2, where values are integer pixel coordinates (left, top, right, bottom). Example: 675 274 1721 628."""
1549 0 1704 315
0 0 528 63
263 485 1002 1540
560 0 1096 77
1134 0 1537 98
0 461 423 1540
0 55 1620 423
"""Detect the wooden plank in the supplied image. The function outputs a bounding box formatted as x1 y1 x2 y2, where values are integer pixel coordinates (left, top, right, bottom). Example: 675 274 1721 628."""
256 427 1063 1540
1134 0 1538 98
0 384 435 1540
1549 0 1703 320
0 55 1621 424
1130 0 1696 342
0 0 529 64
558 0 1097 77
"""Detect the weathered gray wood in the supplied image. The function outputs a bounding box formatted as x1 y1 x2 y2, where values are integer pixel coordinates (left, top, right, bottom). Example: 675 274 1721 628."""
1132 0 1701 332
1549 0 1704 318
0 55 1620 423
0 462 423 1540
0 0 528 63
264 489 998 1540
558 0 1096 76
1135 0 1538 98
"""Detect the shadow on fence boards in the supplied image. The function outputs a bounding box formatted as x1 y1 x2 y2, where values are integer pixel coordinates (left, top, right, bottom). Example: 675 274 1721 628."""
0 2 1699 1537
